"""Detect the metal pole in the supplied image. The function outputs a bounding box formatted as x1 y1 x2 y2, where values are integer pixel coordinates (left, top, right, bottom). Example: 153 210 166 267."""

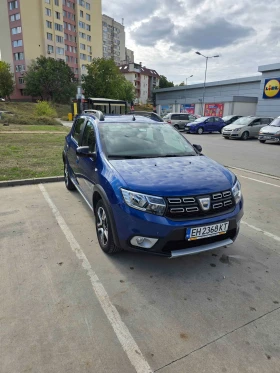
202 57 208 116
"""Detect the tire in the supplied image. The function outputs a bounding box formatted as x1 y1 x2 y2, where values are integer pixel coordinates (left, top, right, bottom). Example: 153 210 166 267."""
197 127 204 135
174 124 179 130
95 199 121 255
259 140 266 143
224 137 230 139
64 161 76 191
241 131 249 140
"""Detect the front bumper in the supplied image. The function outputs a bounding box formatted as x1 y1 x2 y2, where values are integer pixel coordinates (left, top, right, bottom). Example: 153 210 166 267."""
258 134 280 142
222 131 242 139
185 126 196 133
112 200 244 258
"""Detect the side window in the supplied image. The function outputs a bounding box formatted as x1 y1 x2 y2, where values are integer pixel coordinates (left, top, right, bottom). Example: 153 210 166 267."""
214 117 221 122
261 118 271 125
252 119 261 126
81 120 96 152
73 118 85 142
171 114 180 121
208 117 215 122
181 114 189 121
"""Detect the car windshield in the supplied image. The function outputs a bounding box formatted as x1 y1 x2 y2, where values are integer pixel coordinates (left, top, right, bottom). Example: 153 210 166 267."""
231 117 254 126
98 122 197 158
269 118 280 127
194 117 209 122
222 116 234 121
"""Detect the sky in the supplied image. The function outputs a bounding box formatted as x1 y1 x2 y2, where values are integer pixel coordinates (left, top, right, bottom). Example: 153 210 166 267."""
102 0 280 86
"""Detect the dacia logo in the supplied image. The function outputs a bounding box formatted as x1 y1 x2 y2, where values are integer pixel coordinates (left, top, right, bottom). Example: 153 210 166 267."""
198 197 211 211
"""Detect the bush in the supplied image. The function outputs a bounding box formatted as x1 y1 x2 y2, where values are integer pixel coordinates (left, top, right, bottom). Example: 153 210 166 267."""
60 115 69 121
34 101 57 118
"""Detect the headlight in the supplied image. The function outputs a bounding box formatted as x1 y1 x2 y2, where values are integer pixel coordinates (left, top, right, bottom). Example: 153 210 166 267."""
232 180 242 204
121 189 166 216
233 128 241 132
276 130 280 136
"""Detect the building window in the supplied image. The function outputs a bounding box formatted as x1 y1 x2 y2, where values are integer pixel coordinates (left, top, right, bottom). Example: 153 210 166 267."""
9 1 18 10
79 32 86 39
87 35 91 41
65 55 69 63
55 11 61 19
79 21 85 29
85 2 90 10
74 68 79 74
47 45 54 53
11 26 22 35
56 35 63 43
45 8 51 16
79 0 85 6
46 21 52 29
55 23 63 32
19 77 24 84
14 52 24 60
13 39 23 47
87 46 91 53
80 53 86 60
80 10 83 17
64 33 68 40
15 64 25 72
10 13 20 22
45 0 50 3
87 55 92 62
54 0 59 5
47 32 53 41
56 47 64 55
86 13 90 21
86 24 91 31
80 43 85 50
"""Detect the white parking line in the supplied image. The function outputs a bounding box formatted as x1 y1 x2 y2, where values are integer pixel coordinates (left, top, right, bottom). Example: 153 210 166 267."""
228 166 280 181
241 221 280 243
38 184 153 373
238 175 280 188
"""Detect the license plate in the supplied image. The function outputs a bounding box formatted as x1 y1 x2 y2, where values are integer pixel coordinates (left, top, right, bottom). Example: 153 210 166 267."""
186 222 229 241
261 136 272 140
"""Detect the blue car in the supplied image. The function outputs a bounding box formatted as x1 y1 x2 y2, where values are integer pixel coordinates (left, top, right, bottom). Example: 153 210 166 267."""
62 114 243 258
185 116 226 134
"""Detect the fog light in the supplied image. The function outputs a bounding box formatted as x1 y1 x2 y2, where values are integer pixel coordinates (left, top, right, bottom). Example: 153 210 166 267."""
130 236 158 249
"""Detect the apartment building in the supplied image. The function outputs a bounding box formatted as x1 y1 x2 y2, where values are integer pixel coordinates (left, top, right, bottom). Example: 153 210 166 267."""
122 47 134 64
102 14 125 65
119 62 160 104
0 0 102 100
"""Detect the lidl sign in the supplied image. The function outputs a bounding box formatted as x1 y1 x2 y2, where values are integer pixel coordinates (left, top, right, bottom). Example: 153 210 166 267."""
263 78 280 99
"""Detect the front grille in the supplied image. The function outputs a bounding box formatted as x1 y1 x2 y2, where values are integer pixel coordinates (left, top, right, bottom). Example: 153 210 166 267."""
165 190 235 220
162 229 236 253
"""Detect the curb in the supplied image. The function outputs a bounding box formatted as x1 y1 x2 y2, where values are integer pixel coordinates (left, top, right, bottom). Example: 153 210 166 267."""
0 176 64 188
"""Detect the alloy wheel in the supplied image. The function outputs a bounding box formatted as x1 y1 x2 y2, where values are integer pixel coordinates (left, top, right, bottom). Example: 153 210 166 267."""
97 207 109 246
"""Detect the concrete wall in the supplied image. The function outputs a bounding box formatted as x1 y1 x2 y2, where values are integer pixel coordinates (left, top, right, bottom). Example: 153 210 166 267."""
233 102 257 116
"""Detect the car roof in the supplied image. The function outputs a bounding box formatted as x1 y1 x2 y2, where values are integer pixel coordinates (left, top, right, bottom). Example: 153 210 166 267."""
103 115 161 123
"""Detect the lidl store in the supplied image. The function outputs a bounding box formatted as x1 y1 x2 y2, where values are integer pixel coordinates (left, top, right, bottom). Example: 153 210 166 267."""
155 63 280 118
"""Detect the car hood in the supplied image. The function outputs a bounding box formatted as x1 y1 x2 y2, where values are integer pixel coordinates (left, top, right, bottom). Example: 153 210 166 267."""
110 156 235 196
260 125 280 134
186 121 201 126
224 124 246 129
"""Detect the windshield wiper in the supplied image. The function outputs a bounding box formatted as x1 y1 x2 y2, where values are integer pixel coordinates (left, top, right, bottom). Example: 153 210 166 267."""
156 154 197 157
107 155 151 159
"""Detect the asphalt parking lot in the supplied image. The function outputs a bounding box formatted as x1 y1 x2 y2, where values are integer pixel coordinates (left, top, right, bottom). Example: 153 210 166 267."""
1 135 280 373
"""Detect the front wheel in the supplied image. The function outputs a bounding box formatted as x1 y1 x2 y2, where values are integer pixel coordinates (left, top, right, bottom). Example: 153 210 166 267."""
241 131 249 140
95 200 121 255
64 162 76 191
259 140 266 144
197 127 204 135
174 124 179 130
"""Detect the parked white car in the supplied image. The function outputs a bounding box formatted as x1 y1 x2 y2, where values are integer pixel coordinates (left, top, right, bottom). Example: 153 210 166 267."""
258 116 280 143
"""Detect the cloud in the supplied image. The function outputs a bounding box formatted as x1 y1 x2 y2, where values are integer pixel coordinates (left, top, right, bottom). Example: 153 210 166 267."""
171 18 254 52
131 17 174 46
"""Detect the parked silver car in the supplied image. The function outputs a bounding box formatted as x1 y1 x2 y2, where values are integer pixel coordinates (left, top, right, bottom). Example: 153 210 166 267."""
258 116 280 143
222 116 274 140
162 113 197 131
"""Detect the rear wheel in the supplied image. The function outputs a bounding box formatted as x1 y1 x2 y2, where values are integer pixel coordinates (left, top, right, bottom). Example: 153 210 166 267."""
64 162 76 191
95 200 121 255
197 127 204 135
174 124 179 130
241 131 249 140
259 140 266 143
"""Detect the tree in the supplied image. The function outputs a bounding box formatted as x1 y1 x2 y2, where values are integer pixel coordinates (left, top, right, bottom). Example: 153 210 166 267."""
82 58 135 101
0 61 15 99
24 56 76 103
158 75 174 89
179 81 185 86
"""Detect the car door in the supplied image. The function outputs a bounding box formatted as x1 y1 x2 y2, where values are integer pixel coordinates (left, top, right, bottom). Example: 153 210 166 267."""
204 117 215 132
75 119 98 203
212 117 222 132
179 114 190 129
249 118 262 137
67 117 86 179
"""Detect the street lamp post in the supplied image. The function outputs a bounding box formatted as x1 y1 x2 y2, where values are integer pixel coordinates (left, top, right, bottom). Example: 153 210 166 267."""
195 51 219 115
186 74 193 85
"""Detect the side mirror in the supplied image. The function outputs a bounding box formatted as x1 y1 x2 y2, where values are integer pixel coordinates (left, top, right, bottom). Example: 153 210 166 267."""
193 144 202 153
76 146 96 158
